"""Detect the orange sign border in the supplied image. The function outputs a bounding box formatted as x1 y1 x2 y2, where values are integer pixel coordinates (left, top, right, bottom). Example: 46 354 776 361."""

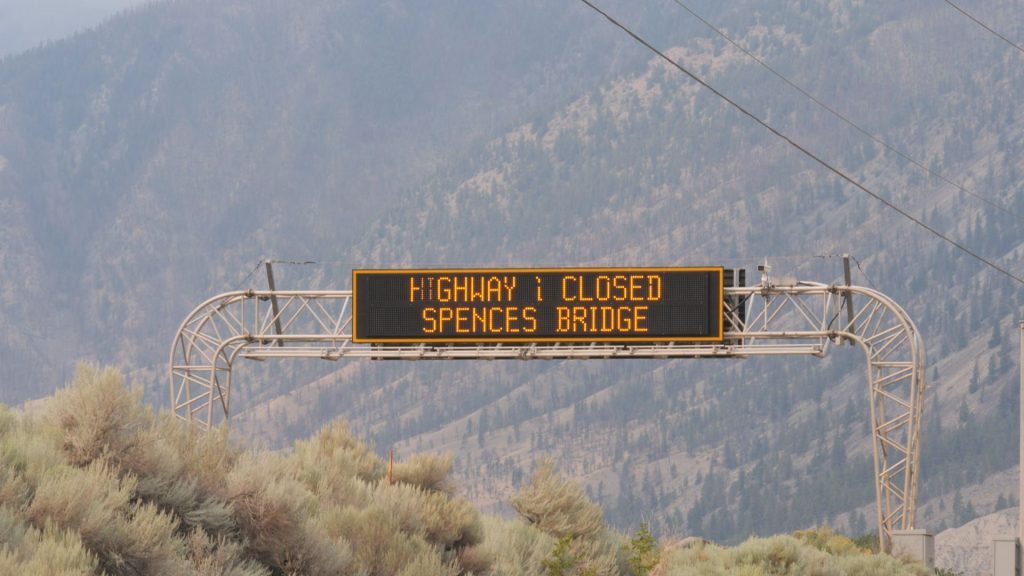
352 267 724 344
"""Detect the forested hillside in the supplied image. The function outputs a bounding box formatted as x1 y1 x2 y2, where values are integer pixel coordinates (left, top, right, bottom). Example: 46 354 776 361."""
0 0 643 402
238 0 1024 541
1 0 1022 555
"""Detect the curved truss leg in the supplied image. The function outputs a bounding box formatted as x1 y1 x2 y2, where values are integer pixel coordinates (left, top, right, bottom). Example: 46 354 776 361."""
736 283 925 551
846 290 926 551
170 292 251 427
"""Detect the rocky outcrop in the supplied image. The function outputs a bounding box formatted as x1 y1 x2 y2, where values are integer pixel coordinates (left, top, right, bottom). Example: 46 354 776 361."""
936 508 1017 576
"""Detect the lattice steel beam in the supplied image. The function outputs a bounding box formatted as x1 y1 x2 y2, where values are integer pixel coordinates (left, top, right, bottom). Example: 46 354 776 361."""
169 277 925 552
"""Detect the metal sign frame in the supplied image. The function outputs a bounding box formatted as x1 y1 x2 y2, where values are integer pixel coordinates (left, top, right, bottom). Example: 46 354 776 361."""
169 273 924 552
352 267 724 343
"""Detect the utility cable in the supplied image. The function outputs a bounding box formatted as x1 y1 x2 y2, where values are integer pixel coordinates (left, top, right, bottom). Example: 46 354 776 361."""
668 0 1024 223
943 0 1024 56
577 0 1024 286
850 255 879 291
266 259 318 266
234 258 317 289
233 260 266 291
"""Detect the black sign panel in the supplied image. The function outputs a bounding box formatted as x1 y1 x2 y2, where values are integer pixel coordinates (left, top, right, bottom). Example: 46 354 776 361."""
352 267 723 343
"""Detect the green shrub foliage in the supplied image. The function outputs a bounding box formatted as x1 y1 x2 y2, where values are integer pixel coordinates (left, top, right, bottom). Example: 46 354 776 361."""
512 459 606 541
0 364 937 576
392 452 457 495
626 523 659 576
510 460 625 576
660 535 931 576
0 364 487 575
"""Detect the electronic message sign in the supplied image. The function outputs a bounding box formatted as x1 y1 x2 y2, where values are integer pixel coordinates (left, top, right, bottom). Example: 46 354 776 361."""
352 267 723 343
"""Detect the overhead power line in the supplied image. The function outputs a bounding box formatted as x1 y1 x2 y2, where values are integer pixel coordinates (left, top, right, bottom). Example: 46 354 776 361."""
577 0 1024 286
668 0 1024 224
233 260 266 291
850 255 879 291
232 259 318 291
943 0 1024 56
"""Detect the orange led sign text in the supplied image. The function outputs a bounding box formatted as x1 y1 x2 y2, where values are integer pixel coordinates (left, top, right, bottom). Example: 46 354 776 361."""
352 267 723 343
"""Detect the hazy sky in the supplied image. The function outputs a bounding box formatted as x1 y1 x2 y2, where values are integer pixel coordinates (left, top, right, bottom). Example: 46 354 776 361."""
0 0 148 57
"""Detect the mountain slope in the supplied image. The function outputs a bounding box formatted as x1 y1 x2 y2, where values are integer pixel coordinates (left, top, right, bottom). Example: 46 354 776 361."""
239 0 1024 539
0 0 642 403
1 0 1023 545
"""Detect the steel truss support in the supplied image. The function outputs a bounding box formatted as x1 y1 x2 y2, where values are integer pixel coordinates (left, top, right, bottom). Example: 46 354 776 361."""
170 278 924 552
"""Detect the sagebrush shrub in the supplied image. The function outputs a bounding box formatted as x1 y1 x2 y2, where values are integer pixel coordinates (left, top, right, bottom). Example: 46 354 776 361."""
0 405 16 438
512 459 606 541
457 541 495 575
148 415 240 536
0 524 98 576
0 467 31 512
40 366 242 543
793 527 863 557
184 527 272 576
0 506 27 549
226 451 349 576
392 452 456 495
46 364 150 469
509 461 624 576
292 420 384 486
292 422 378 512
372 480 484 550
156 414 239 498
322 503 427 575
6 366 494 576
660 535 931 576
478 516 556 576
1 414 63 491
393 551 461 576
3 365 935 576
27 461 136 556
27 461 188 576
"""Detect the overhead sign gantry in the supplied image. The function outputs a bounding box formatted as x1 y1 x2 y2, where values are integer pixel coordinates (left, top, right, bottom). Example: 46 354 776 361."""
169 263 923 553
